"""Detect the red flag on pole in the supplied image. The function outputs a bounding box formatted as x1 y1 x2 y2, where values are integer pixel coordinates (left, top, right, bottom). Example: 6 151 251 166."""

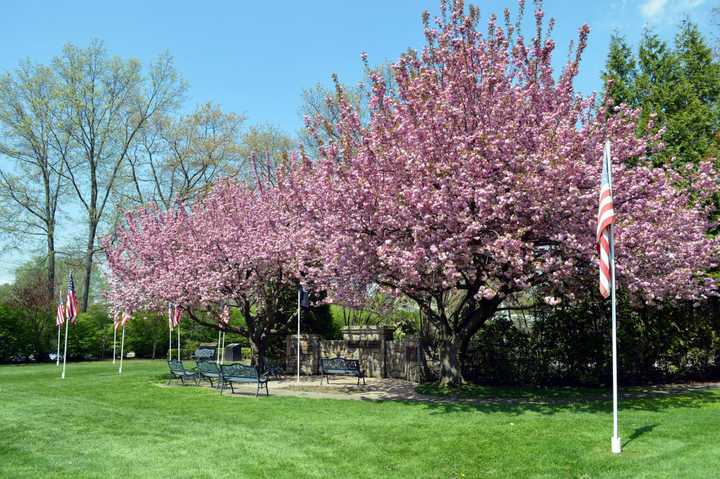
596 145 616 299
56 303 66 327
172 305 182 327
65 273 79 324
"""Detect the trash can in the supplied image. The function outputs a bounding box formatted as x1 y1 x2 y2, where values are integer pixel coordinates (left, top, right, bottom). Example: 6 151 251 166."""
224 343 242 362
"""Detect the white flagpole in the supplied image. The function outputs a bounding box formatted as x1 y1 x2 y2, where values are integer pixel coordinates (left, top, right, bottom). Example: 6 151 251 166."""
216 328 222 364
61 317 69 379
168 303 173 360
112 325 117 364
297 286 301 384
177 323 181 361
119 324 126 374
56 325 61 366
218 331 225 364
606 140 621 454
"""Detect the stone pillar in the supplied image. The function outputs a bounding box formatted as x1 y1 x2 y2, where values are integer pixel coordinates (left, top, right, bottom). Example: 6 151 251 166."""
286 334 320 375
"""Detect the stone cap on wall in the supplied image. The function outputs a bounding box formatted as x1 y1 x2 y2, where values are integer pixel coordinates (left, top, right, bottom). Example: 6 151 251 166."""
341 325 395 342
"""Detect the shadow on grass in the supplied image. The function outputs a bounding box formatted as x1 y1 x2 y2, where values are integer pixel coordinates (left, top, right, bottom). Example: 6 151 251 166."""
623 423 659 448
361 384 720 417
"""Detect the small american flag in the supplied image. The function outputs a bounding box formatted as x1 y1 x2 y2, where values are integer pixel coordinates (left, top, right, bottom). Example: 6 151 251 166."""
220 304 230 327
596 141 616 299
121 311 131 327
172 305 182 328
65 273 79 324
113 310 121 331
56 303 65 327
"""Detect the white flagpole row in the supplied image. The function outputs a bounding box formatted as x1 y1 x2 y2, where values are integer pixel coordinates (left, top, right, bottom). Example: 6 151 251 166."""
61 318 69 379
606 139 621 454
56 325 61 367
119 324 126 374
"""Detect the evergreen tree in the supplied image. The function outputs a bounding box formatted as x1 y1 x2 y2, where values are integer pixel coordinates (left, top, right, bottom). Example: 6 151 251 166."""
602 34 637 108
602 22 720 170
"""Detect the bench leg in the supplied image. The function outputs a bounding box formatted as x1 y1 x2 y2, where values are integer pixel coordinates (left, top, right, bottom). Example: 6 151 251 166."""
220 380 225 395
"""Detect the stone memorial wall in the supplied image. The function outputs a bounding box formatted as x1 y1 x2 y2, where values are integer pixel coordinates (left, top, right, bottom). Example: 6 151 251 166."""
286 326 421 381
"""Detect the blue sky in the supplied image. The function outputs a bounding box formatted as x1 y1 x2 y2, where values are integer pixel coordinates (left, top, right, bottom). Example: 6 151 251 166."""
0 0 716 283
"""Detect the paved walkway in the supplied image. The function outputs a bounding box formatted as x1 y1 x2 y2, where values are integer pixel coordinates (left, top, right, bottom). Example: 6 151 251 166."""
169 375 720 406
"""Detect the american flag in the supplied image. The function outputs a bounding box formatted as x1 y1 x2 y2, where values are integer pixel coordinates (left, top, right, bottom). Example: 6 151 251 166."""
56 303 65 327
172 305 182 328
220 304 230 327
121 310 132 327
65 273 79 324
596 141 616 299
113 310 121 331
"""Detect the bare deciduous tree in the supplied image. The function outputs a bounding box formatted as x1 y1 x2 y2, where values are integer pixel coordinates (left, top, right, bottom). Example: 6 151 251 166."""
124 102 244 208
0 61 71 304
54 40 186 311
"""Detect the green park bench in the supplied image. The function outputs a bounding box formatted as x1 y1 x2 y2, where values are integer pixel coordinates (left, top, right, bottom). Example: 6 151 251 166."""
320 357 366 385
219 363 269 397
167 359 199 386
196 360 221 387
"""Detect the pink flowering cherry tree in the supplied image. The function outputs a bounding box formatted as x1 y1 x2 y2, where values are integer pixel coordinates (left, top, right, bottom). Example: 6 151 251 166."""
105 181 302 371
288 1 719 385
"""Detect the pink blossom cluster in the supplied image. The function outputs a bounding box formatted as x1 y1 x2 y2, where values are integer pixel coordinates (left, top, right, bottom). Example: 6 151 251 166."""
104 181 302 324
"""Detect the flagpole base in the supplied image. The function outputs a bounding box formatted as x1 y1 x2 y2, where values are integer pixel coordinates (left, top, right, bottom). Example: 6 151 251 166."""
611 436 622 454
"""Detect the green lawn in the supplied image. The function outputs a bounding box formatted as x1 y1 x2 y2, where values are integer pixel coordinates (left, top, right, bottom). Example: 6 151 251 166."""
1 361 719 478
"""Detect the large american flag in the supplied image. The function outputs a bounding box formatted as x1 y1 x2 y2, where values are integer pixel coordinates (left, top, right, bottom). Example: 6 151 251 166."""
596 141 616 299
56 303 65 327
65 273 79 324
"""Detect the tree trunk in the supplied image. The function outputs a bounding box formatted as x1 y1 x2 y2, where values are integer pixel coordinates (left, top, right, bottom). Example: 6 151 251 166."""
424 296 501 387
81 219 97 312
438 331 464 386
248 335 266 374
47 223 55 304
